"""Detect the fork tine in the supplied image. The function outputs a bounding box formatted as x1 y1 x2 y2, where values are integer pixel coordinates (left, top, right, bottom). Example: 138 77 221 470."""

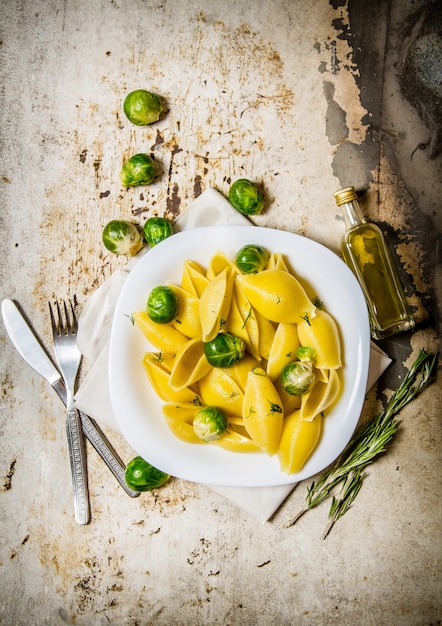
48 301 58 335
66 299 78 335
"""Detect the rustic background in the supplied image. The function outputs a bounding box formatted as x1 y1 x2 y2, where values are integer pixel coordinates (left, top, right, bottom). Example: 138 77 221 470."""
1 0 440 624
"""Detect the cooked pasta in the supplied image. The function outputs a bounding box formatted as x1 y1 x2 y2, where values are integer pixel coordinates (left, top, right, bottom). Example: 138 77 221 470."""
133 246 343 474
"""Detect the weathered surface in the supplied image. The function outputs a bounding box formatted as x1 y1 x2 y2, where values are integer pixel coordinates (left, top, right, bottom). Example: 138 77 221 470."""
0 0 440 624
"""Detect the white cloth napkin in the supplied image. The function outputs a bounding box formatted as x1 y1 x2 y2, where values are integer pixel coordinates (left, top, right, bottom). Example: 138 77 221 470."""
75 187 391 522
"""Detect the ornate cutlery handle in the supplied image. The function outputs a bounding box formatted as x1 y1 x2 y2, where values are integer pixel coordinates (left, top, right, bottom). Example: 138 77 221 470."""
79 412 140 498
66 408 90 524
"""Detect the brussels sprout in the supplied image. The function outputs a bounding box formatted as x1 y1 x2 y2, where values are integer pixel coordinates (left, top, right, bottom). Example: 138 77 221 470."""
125 456 170 491
193 406 227 442
235 244 268 273
102 220 144 256
123 89 163 126
147 286 179 324
120 153 156 187
228 179 265 216
204 333 245 368
296 346 317 363
143 216 174 247
280 361 317 395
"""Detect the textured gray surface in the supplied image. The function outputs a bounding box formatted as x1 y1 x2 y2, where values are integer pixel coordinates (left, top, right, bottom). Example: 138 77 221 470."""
0 1 440 624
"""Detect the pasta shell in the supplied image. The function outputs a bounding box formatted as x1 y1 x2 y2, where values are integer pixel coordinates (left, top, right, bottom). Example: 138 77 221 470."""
242 367 284 455
198 367 244 416
199 267 234 342
162 403 205 444
266 252 289 271
277 410 323 474
133 311 188 354
222 354 260 393
266 323 300 380
181 260 209 298
212 429 260 453
206 251 236 279
256 309 277 361
142 353 198 403
171 284 202 339
236 270 316 324
169 338 212 391
225 283 260 359
297 308 342 369
300 368 341 421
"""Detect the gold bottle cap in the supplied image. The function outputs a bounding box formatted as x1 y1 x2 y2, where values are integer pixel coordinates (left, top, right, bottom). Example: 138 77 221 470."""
333 186 358 206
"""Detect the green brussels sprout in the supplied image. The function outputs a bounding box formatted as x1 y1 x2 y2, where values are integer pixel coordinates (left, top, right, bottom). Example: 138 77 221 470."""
296 346 317 363
124 456 170 491
228 179 265 216
123 89 163 126
147 286 179 324
204 333 245 368
120 153 156 187
143 216 174 247
193 406 227 442
102 220 144 256
280 361 317 396
235 244 268 273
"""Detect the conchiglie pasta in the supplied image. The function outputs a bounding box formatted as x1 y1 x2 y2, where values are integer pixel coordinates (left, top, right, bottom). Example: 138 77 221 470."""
278 410 323 474
171 285 202 339
168 338 212 391
142 353 198 403
162 403 205 444
206 251 236 279
198 367 244 416
199 266 235 342
224 354 261 392
224 284 259 360
133 311 188 354
225 283 261 360
242 367 284 455
266 252 289 271
297 308 341 369
266 323 300 380
135 247 343 473
181 260 209 297
236 270 317 324
300 368 341 421
212 429 261 453
255 309 277 361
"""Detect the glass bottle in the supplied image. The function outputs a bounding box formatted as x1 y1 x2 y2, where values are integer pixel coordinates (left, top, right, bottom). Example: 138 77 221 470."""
334 186 415 340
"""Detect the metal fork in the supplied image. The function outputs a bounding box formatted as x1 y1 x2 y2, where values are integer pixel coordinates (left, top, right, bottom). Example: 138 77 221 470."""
49 300 90 525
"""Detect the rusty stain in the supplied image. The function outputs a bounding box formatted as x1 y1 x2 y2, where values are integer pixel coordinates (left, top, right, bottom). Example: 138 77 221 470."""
151 129 165 151
194 174 203 197
3 459 16 491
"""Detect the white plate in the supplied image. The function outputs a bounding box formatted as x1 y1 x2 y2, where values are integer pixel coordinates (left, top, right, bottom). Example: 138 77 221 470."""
109 225 370 486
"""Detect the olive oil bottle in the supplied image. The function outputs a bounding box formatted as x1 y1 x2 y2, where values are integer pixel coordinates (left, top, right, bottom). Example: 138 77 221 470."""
334 186 415 340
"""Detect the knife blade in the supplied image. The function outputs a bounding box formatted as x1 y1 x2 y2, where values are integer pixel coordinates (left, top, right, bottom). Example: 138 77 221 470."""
1 298 139 498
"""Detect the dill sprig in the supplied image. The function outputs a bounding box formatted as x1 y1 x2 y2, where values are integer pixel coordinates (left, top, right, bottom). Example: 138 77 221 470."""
283 349 438 538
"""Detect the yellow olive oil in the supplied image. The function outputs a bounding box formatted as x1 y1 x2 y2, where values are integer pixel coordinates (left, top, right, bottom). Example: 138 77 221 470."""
334 187 415 340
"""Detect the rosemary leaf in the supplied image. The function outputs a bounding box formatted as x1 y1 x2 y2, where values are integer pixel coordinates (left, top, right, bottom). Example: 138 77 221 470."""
283 349 438 534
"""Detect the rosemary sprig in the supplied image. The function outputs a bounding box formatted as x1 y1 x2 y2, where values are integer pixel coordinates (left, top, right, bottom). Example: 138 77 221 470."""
283 349 438 537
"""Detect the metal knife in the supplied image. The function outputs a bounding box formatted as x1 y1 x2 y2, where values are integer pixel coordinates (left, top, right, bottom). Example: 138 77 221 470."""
1 298 139 498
